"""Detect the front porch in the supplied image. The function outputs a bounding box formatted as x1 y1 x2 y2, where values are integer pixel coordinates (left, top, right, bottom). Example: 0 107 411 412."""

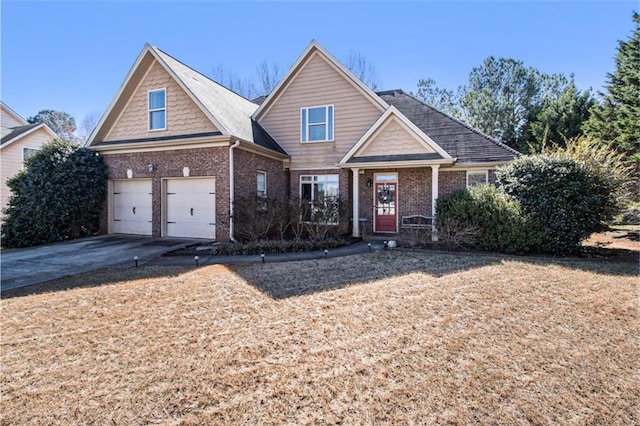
348 165 448 241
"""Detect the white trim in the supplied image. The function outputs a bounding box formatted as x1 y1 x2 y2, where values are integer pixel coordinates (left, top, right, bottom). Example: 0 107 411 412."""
300 104 334 143
450 162 505 170
1 123 57 150
90 137 230 154
351 168 360 237
147 88 167 131
339 158 455 169
236 140 289 161
373 172 398 233
339 106 452 165
466 170 489 187
431 165 439 242
252 40 388 121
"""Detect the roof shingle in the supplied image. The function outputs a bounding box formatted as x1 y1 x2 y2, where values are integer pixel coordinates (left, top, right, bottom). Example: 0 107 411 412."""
376 90 520 163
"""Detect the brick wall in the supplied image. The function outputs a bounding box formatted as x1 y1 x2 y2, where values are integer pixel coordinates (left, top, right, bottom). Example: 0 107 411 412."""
438 170 467 198
233 149 289 201
101 146 230 240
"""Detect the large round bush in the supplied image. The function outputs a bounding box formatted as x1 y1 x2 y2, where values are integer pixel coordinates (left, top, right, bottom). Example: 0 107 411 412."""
497 155 617 254
1 139 108 248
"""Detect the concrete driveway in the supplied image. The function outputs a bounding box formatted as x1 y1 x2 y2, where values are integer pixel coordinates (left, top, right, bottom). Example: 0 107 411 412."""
1 235 200 292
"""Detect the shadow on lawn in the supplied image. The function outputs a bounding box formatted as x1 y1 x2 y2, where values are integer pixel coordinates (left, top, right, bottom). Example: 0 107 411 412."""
230 248 639 300
0 265 191 299
3 247 637 301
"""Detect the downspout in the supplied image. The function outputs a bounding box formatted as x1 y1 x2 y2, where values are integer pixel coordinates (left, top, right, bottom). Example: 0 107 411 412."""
228 139 241 243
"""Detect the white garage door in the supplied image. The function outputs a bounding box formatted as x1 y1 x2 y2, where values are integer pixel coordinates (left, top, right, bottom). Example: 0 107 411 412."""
165 178 216 239
112 180 152 235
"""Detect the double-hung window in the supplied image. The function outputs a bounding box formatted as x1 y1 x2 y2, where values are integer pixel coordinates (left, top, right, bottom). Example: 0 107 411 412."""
467 170 488 187
301 105 334 142
300 174 339 224
148 89 166 130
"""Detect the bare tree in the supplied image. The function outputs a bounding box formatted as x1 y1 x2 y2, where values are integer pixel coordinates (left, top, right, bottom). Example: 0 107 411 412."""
344 51 378 90
79 111 101 142
255 60 283 96
210 63 257 99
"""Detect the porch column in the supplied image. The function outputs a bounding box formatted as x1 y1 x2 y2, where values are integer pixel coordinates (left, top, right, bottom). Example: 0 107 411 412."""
352 168 360 237
431 165 439 241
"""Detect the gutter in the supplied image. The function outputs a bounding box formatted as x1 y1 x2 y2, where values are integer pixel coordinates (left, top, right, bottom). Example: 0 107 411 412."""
228 139 241 243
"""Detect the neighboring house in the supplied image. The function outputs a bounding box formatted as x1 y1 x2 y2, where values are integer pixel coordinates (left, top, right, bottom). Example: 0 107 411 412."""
86 41 518 241
1 102 58 220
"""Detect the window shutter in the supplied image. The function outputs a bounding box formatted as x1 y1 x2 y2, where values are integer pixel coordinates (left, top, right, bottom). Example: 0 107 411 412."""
301 109 307 142
327 105 334 140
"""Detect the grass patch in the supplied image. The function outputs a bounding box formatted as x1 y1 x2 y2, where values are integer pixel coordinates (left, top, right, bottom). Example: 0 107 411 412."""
1 251 638 424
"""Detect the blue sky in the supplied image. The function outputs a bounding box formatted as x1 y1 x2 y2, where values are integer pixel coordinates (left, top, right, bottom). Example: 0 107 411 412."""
1 1 636 127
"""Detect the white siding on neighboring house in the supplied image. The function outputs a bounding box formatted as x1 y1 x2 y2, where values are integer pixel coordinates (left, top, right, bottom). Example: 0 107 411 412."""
1 105 27 129
0 128 54 219
259 52 382 169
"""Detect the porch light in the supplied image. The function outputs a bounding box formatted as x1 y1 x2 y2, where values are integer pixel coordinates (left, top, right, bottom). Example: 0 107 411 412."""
366 178 372 188
147 163 157 172
126 169 133 179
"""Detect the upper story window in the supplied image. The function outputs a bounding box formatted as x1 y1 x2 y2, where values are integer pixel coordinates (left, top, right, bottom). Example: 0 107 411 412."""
148 89 166 131
257 171 267 197
467 170 488 187
301 105 333 143
22 147 38 166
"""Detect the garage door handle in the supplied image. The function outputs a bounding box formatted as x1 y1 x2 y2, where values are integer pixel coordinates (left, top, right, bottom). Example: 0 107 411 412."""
190 208 194 216
132 207 136 215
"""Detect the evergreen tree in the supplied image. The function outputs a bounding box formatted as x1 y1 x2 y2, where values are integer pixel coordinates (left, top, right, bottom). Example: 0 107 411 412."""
585 12 640 164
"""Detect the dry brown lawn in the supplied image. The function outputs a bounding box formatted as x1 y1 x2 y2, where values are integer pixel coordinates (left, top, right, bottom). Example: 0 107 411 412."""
1 250 638 425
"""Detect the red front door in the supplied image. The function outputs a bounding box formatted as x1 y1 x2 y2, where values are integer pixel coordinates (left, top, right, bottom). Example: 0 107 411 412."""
375 182 397 232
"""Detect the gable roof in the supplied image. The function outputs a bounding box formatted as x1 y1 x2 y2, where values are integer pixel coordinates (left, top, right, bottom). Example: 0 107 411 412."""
252 40 388 120
1 102 28 127
87 44 284 154
1 123 57 149
377 90 520 164
339 106 452 166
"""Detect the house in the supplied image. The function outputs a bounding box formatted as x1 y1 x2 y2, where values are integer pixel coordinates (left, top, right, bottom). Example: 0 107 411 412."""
1 102 58 220
86 41 518 241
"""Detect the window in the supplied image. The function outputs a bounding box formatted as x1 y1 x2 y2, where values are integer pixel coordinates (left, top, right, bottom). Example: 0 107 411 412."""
257 171 267 197
301 105 334 142
467 170 488 187
148 89 166 130
300 174 339 223
22 147 38 164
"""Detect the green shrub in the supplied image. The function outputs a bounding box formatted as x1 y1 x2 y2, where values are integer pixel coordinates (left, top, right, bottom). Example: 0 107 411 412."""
497 155 619 254
436 184 536 253
1 139 108 248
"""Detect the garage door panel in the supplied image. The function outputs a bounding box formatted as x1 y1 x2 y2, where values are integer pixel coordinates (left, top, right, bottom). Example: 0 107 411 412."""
165 178 215 239
112 180 152 235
